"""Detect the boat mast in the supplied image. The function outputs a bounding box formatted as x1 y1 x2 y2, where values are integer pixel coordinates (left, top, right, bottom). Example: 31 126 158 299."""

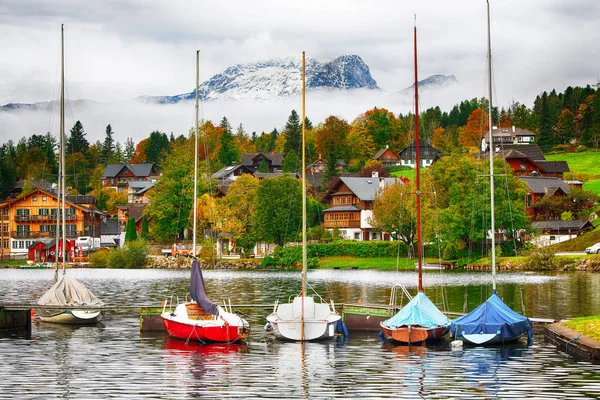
300 51 307 341
54 23 64 283
486 0 497 293
193 50 199 259
414 17 423 292
61 22 66 275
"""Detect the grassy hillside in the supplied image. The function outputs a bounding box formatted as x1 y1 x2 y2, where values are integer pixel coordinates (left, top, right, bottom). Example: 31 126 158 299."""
390 168 416 181
547 151 600 195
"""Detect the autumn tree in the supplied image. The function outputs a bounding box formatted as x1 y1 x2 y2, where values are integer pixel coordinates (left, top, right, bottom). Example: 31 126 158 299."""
217 174 259 253
130 138 149 164
146 138 207 241
371 180 416 251
316 116 350 183
360 160 389 177
459 108 489 149
555 109 576 145
253 175 302 246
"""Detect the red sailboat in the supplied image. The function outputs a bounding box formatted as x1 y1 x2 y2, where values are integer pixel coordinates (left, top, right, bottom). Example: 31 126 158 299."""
161 51 249 343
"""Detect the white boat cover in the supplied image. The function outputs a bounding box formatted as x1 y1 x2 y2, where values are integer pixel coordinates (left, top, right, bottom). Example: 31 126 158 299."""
37 274 104 307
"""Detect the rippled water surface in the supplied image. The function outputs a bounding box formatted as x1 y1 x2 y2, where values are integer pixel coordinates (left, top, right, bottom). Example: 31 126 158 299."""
1 268 600 399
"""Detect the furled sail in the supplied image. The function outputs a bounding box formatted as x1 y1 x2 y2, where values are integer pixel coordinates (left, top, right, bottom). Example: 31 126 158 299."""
382 292 450 329
190 259 218 316
37 274 104 307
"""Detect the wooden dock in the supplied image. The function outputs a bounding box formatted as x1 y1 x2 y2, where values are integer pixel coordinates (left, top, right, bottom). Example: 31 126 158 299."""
1 302 557 335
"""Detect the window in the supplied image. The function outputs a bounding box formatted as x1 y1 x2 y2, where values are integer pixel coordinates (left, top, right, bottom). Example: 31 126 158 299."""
520 164 526 171
18 240 25 249
354 232 360 240
2 238 8 248
525 194 533 208
39 208 49 216
66 225 77 237
549 236 556 241
16 209 30 220
12 241 17 249
371 232 377 240
40 225 51 232
17 225 30 238
32 196 37 202
42 196 47 201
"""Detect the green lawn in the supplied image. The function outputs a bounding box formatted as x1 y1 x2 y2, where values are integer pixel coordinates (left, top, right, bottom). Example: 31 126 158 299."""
391 169 416 181
0 260 25 268
547 151 600 177
563 316 600 342
583 180 600 194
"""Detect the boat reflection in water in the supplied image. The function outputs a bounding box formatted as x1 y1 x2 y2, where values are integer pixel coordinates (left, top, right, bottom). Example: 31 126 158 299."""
162 337 249 355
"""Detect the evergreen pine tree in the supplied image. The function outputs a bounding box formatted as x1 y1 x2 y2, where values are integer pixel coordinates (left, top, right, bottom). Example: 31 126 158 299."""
304 117 313 130
101 124 115 164
218 117 240 166
283 110 302 156
269 128 279 152
536 92 556 153
66 120 89 156
146 131 170 164
124 137 135 161
140 217 150 239
114 142 125 163
125 217 137 242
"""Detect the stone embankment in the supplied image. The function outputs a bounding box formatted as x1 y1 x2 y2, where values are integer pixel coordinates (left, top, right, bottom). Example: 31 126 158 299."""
147 255 261 269
575 257 600 272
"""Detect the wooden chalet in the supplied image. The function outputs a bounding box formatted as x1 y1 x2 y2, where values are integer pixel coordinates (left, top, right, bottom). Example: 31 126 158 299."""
518 176 571 219
531 220 594 247
398 140 440 168
372 147 400 167
0 188 103 259
102 163 159 192
322 173 400 241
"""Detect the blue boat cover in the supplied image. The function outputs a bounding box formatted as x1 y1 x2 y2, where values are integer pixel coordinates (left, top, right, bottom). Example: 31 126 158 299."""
450 293 533 345
190 259 219 316
382 292 450 329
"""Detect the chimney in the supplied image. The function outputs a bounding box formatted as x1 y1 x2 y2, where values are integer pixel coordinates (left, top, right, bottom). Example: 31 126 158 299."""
372 171 379 178
532 171 538 177
512 125 516 133
386 144 389 149
379 177 385 191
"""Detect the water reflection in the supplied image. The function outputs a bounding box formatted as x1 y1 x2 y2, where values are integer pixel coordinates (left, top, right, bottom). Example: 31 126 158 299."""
2 269 600 398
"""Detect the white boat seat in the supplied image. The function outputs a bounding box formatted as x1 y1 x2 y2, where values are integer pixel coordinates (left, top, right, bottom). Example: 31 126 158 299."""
292 296 315 319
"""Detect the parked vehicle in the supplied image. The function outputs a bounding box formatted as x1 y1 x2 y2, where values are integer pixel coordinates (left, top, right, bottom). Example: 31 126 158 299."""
161 243 190 257
75 236 101 253
585 242 600 254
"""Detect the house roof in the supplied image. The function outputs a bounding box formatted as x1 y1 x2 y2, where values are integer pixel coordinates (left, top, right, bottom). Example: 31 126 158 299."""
211 164 254 180
518 176 571 194
399 140 440 158
102 163 156 178
326 177 400 201
65 195 97 205
101 218 120 235
532 220 594 231
491 126 536 138
323 205 362 212
241 152 284 167
372 148 399 160
0 188 102 215
494 144 545 161
122 204 148 223
536 161 570 174
128 180 155 195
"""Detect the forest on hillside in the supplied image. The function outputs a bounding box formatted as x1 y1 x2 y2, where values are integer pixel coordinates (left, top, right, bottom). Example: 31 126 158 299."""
0 83 599 203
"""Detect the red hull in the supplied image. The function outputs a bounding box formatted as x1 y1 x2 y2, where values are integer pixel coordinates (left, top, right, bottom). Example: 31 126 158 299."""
381 325 448 345
162 318 248 343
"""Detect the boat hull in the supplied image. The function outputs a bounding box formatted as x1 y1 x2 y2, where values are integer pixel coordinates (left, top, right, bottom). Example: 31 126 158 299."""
266 317 340 341
161 302 249 343
380 324 449 345
266 296 342 341
454 332 523 346
38 309 102 324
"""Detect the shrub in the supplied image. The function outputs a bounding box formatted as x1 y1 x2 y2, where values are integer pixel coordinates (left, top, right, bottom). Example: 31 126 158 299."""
107 239 148 268
443 242 459 260
576 145 588 153
89 250 109 268
521 246 559 270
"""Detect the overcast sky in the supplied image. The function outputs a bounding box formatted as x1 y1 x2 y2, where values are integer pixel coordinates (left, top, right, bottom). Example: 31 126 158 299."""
0 0 598 145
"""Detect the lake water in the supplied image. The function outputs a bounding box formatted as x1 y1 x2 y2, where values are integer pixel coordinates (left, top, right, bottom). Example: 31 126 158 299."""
1 268 600 399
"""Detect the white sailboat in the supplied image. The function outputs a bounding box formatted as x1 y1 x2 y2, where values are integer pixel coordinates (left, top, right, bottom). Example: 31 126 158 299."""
161 51 250 343
265 52 341 341
36 24 104 324
449 1 533 346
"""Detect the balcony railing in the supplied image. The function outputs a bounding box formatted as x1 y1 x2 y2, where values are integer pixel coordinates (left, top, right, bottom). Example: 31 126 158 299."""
15 215 30 221
323 220 361 229
15 214 77 222
11 231 83 239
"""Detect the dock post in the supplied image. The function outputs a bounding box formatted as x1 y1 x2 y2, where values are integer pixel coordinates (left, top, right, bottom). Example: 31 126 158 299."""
0 308 32 338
